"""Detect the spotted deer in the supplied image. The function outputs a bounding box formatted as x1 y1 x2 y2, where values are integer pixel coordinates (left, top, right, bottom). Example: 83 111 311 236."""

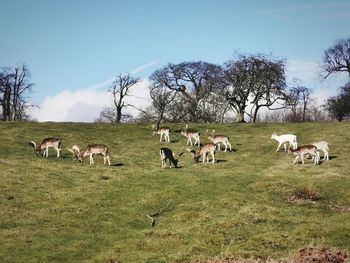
181 125 200 147
29 137 61 158
207 130 231 152
153 127 170 142
186 143 216 164
288 145 319 165
160 147 183 168
67 144 111 165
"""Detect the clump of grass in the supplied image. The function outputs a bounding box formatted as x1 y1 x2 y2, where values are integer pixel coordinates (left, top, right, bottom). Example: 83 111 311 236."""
288 186 321 203
189 247 349 263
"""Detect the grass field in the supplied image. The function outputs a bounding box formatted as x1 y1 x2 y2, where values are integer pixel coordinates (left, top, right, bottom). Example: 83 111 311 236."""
0 121 350 262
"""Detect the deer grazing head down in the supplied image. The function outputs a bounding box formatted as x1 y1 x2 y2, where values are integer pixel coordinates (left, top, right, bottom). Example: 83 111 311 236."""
186 143 216 164
67 144 110 165
160 147 183 168
28 137 61 158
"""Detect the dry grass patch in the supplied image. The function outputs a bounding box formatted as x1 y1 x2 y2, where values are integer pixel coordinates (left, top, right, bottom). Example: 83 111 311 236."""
287 186 321 203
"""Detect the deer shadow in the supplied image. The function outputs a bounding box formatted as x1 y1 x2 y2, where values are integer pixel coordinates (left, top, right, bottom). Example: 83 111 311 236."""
215 159 228 163
111 163 124 167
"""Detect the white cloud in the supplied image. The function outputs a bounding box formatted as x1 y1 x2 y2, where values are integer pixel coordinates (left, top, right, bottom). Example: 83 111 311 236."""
31 61 157 122
31 79 151 122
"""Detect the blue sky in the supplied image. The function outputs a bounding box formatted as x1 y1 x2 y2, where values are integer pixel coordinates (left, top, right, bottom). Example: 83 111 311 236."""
1 0 349 121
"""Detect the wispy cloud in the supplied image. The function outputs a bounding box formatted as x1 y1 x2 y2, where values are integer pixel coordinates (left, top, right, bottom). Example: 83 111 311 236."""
31 61 158 122
86 60 158 90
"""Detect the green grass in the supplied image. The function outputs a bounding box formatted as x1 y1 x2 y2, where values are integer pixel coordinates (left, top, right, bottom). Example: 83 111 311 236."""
0 121 349 262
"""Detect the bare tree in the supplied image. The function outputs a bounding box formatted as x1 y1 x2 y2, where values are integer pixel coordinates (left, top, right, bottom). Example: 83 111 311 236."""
104 73 141 123
321 37 350 78
149 84 177 129
223 53 287 122
286 84 313 122
150 61 222 122
0 64 34 121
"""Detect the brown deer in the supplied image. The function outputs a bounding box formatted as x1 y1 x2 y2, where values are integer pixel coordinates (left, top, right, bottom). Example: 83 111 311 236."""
67 144 110 165
153 127 170 142
181 125 200 147
29 137 61 158
186 143 216 164
288 145 319 165
207 130 232 152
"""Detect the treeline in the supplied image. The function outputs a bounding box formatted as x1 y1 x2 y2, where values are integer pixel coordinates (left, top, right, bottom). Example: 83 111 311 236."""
1 37 350 123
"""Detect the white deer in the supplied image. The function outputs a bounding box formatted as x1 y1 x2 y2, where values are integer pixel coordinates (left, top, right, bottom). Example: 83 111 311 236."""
186 143 216 164
181 125 200 147
312 141 329 161
67 144 111 165
160 147 183 168
288 145 319 165
271 132 297 152
29 137 61 158
207 130 232 152
153 127 170 142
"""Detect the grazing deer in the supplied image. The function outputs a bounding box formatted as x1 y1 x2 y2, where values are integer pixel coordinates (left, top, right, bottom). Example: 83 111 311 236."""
153 127 170 142
29 137 61 158
160 147 183 168
181 125 200 147
288 145 319 165
312 141 329 161
186 143 216 164
67 144 111 165
207 130 232 152
271 132 297 152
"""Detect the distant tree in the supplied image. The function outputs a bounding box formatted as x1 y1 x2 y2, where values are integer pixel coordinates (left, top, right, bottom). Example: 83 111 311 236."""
286 84 313 122
102 73 141 123
149 84 177 129
321 37 350 78
325 81 350 121
0 64 34 121
150 61 222 122
223 53 287 122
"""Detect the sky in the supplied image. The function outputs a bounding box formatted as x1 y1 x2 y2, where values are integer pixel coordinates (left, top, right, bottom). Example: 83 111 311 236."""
1 0 349 122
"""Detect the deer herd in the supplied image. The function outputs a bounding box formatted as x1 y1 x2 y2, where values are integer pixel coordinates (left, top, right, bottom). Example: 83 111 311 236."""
28 125 330 168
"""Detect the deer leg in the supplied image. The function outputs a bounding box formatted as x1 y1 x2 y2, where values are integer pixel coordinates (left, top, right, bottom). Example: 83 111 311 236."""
89 154 93 165
283 143 287 152
202 154 205 163
55 146 60 158
197 137 200 147
228 142 232 152
301 154 305 164
293 155 300 164
211 152 215 163
224 142 228 152
276 143 282 152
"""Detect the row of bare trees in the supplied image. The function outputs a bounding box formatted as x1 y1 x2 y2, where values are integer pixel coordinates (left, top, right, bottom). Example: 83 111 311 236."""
0 64 34 121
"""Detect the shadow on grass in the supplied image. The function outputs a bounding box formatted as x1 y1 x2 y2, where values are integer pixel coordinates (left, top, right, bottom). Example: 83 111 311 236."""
216 159 228 163
111 163 124 167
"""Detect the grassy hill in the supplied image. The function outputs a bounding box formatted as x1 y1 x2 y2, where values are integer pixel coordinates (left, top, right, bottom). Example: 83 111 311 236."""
0 122 349 262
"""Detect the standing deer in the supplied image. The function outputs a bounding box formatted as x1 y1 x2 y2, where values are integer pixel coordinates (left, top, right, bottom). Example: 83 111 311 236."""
288 145 319 165
181 125 200 147
29 137 61 158
312 141 329 161
207 130 231 152
186 143 216 164
160 147 183 168
67 144 111 165
271 132 297 152
153 127 170 142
